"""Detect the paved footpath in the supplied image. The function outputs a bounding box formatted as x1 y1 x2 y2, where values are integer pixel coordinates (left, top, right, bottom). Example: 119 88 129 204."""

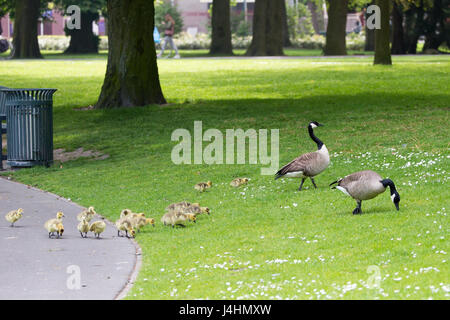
0 177 140 300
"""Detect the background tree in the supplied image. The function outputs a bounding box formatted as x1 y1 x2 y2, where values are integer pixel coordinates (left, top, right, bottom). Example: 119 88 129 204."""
323 0 349 55
281 0 291 46
246 0 284 56
210 0 233 55
422 0 449 52
96 0 165 109
54 0 106 54
11 0 43 58
391 1 406 54
374 0 392 65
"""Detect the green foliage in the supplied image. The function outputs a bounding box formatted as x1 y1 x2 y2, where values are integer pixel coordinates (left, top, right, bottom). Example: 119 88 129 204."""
155 0 183 35
53 0 106 14
287 2 315 40
231 11 250 37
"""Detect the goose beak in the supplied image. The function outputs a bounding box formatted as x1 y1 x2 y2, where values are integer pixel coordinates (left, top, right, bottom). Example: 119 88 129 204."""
395 202 400 211
318 123 324 127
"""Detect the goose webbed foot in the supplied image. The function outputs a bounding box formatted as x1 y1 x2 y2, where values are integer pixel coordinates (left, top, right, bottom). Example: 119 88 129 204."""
310 178 318 189
353 201 362 215
298 178 306 191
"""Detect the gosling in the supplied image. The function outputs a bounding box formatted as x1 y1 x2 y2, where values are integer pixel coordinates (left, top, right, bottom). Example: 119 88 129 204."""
44 211 65 233
5 208 24 227
77 218 90 238
120 209 133 219
77 206 96 222
89 220 106 239
161 211 196 228
230 178 249 188
115 218 136 238
194 181 212 192
46 221 64 239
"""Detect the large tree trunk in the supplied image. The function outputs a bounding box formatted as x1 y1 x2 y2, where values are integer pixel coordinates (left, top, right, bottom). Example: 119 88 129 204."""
404 2 424 54
281 0 291 47
246 0 284 56
64 11 99 54
323 0 348 56
96 0 166 109
374 0 392 65
422 0 444 52
210 0 233 55
391 1 405 54
11 0 42 59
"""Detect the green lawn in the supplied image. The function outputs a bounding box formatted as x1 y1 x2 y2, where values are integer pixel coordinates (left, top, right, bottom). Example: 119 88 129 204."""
0 55 449 299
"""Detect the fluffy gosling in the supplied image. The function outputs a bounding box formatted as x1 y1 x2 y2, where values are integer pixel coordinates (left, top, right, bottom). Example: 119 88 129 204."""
230 178 249 188
76 206 96 222
183 204 210 216
120 209 133 219
77 218 89 238
46 221 64 239
89 220 106 239
194 181 212 192
161 211 196 228
115 218 136 238
44 211 65 232
5 208 24 227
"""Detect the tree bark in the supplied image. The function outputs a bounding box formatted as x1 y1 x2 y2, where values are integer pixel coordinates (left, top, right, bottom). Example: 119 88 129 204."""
11 0 42 59
391 1 405 54
96 0 166 109
374 0 392 65
246 0 284 56
210 0 233 55
281 0 291 47
64 11 99 54
422 0 444 52
324 0 348 56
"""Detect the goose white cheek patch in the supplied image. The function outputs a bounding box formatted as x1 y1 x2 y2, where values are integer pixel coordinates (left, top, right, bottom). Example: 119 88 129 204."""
310 123 317 128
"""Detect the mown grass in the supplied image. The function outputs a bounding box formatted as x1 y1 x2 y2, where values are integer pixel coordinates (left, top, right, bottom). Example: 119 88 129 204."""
0 55 449 299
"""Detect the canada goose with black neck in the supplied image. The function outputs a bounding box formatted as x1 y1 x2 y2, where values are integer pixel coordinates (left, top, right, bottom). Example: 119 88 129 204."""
275 121 330 191
329 170 400 214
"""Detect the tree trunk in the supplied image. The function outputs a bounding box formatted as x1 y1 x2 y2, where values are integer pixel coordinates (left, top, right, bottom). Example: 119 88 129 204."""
246 0 284 56
210 0 233 55
422 0 444 52
308 1 321 34
391 1 405 54
324 0 348 56
64 11 99 54
96 0 166 109
374 0 392 65
11 0 42 59
281 0 291 47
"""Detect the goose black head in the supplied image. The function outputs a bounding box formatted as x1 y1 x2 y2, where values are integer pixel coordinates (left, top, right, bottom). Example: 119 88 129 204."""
308 121 323 129
391 191 400 211
382 179 400 211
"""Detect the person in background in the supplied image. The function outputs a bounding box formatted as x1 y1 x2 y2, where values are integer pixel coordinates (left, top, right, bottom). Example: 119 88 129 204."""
157 13 180 59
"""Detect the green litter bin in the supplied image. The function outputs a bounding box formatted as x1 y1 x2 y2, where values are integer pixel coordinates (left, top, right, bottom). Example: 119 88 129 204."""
0 88 57 167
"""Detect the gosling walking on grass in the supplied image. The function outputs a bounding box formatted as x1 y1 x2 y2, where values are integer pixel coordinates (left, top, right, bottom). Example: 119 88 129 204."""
194 181 212 192
5 208 23 227
161 211 196 228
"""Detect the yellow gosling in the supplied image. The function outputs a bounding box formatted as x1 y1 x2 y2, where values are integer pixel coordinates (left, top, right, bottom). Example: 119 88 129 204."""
77 218 89 238
89 220 106 239
115 218 135 238
5 208 23 227
194 181 212 192
161 211 196 228
46 221 64 239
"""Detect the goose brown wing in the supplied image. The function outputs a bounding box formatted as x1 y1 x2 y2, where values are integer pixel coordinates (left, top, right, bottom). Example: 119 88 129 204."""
275 152 319 178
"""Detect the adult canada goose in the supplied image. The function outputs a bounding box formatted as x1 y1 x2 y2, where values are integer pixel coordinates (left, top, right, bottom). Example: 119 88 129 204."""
275 121 329 191
329 170 400 214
